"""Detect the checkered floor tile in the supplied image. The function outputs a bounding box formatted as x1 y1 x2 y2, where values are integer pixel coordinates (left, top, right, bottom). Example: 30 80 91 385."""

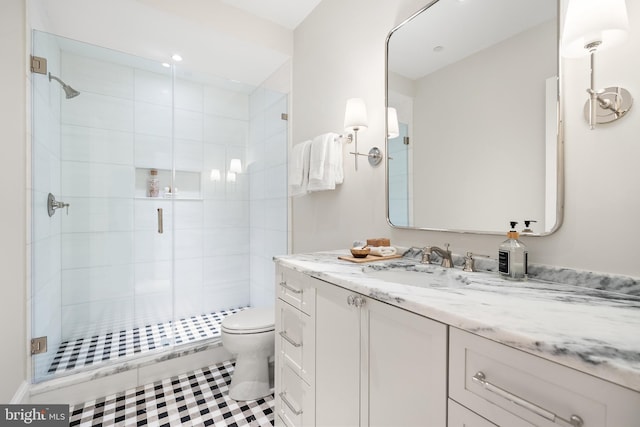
49 308 246 375
69 360 274 426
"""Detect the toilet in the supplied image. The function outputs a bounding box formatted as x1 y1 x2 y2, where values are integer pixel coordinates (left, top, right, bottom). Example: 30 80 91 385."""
221 307 275 401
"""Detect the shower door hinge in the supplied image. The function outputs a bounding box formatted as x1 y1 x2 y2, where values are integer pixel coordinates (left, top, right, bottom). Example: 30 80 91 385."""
31 336 47 355
403 136 410 145
30 56 48 75
281 113 288 121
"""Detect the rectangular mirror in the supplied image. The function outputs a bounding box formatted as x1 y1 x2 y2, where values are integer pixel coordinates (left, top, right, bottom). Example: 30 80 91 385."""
386 0 563 235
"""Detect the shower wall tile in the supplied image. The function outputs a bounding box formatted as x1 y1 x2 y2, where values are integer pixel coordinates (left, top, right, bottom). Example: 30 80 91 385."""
33 141 61 195
174 201 203 230
174 291 203 320
203 116 248 146
62 52 135 100
61 125 134 166
202 283 250 313
62 264 135 305
62 92 134 132
32 274 62 375
175 258 204 290
203 254 249 286
174 109 203 142
135 102 172 137
62 197 134 233
175 79 204 112
134 261 172 295
61 231 133 270
203 227 249 256
264 131 287 169
264 197 288 232
62 298 135 340
204 85 249 120
61 161 134 198
174 139 204 172
134 134 172 170
264 164 287 199
249 199 266 230
134 70 172 107
135 293 173 327
134 230 172 263
174 229 204 260
32 235 61 294
203 200 249 228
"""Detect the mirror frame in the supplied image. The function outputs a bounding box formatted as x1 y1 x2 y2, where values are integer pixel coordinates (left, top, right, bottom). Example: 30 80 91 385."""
384 0 564 236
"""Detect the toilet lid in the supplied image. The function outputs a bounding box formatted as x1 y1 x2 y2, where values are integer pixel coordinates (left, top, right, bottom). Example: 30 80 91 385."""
221 307 275 334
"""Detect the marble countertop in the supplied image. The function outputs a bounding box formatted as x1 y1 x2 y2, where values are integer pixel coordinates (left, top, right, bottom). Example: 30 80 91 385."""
274 250 640 393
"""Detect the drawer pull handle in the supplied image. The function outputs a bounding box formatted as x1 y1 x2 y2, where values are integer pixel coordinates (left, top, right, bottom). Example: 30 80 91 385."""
472 372 583 427
279 331 302 347
279 392 303 416
280 281 302 294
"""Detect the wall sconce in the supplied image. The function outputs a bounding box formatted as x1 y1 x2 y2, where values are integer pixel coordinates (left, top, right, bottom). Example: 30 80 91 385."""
226 171 236 183
387 107 400 138
229 158 242 174
562 0 633 129
343 98 382 169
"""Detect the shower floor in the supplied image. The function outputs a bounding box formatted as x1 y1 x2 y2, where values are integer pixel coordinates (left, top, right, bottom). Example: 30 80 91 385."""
48 307 246 375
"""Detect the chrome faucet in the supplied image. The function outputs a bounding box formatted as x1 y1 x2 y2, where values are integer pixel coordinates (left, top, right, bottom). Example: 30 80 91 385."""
421 244 454 268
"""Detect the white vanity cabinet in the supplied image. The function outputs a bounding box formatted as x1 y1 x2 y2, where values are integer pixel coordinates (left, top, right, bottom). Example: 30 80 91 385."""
314 275 448 426
449 327 640 427
275 266 316 427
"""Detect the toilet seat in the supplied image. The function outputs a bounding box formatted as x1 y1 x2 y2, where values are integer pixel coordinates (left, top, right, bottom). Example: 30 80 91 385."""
221 308 274 334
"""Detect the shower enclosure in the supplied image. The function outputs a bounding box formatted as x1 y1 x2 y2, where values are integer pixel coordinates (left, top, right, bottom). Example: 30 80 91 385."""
30 31 288 383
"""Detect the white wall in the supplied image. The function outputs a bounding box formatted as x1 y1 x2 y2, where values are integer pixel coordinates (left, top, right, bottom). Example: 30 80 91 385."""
0 0 27 402
293 0 640 278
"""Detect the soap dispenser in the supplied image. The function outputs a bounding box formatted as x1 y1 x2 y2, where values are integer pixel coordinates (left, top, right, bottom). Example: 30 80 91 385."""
498 221 528 280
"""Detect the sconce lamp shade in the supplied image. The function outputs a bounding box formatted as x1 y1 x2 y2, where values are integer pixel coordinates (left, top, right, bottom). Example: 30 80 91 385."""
387 107 400 138
344 98 368 132
562 0 629 57
229 158 242 173
210 169 221 182
226 171 236 182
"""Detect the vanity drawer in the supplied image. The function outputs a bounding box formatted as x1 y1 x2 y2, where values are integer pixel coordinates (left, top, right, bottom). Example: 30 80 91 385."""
276 361 315 427
448 399 497 427
276 265 316 316
449 327 640 427
276 298 315 385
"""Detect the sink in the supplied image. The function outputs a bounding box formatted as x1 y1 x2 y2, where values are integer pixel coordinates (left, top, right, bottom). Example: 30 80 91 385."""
364 268 469 289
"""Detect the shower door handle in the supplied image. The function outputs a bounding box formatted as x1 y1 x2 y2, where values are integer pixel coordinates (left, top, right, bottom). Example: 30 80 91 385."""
157 208 163 234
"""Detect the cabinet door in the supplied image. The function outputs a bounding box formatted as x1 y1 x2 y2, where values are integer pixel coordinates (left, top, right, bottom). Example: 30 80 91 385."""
365 297 448 427
315 279 361 427
448 400 497 427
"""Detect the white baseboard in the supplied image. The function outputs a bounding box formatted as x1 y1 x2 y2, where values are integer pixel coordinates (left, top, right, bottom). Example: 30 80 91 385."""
10 380 29 404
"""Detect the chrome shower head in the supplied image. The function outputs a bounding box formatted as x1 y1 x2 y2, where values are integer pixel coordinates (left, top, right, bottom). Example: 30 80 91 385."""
48 72 80 99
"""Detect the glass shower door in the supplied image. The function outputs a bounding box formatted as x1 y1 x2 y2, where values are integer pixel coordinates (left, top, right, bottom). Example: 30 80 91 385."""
31 31 176 382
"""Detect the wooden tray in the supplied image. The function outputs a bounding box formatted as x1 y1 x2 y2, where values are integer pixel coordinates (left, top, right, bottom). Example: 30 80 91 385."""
338 254 403 263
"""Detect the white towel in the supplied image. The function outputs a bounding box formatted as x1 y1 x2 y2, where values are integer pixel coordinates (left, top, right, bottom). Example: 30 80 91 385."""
289 140 311 197
369 246 397 257
308 132 343 192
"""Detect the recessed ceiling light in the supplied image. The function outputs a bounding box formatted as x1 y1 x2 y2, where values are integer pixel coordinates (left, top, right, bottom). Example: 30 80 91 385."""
433 45 444 52
171 54 183 62
161 62 171 68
